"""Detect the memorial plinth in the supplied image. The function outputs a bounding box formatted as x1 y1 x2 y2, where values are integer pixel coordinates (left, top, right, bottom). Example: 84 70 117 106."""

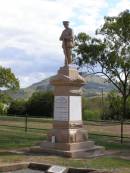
40 66 104 158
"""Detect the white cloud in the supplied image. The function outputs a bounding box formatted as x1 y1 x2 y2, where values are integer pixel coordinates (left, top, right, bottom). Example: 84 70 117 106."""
19 72 49 88
0 0 108 54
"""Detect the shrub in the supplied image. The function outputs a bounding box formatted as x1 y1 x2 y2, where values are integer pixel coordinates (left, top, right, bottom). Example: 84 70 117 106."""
83 109 101 121
26 91 54 117
8 99 26 115
0 102 7 115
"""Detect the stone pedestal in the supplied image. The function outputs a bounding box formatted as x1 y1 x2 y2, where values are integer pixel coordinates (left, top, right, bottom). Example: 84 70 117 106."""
40 66 104 158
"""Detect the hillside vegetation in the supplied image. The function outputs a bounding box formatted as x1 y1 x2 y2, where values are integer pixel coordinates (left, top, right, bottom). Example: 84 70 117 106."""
5 74 114 100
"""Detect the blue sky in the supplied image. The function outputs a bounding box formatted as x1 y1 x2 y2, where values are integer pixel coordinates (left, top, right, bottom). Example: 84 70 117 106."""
0 0 130 88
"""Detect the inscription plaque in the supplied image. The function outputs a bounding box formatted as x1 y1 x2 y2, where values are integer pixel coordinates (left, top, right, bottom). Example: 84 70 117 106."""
69 96 82 121
54 96 69 121
47 165 68 173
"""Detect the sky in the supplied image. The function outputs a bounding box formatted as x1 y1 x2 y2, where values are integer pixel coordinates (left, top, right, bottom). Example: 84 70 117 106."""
0 0 130 88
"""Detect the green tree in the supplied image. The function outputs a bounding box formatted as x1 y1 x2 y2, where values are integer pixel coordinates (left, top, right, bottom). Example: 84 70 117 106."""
0 66 19 115
0 93 12 104
0 93 12 115
8 99 27 115
74 10 130 120
103 91 130 120
0 102 7 114
26 91 54 117
82 97 102 120
103 91 122 120
0 66 19 90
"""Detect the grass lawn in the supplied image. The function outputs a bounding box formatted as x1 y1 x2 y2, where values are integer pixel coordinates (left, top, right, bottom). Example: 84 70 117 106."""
1 152 130 173
89 134 130 150
0 126 46 149
0 116 130 173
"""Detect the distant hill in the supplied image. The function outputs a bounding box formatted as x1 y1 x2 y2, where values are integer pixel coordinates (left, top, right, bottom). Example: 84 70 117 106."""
6 73 114 100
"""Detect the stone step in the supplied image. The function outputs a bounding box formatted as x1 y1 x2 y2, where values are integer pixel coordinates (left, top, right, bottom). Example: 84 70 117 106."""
40 141 95 151
68 146 105 158
30 144 105 158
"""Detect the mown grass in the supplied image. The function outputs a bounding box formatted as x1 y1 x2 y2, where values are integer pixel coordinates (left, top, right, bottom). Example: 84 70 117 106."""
1 152 130 172
89 134 130 150
0 116 130 150
0 117 130 172
1 126 129 150
0 126 46 149
0 115 52 123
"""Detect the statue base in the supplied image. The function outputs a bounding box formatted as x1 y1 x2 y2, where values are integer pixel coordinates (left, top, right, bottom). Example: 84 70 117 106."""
31 66 105 158
39 141 104 158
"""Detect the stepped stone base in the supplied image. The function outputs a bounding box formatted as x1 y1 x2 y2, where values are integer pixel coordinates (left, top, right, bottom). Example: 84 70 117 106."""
30 66 105 158
30 141 105 158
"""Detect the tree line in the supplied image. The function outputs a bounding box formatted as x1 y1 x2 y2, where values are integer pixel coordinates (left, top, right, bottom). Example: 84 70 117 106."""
7 91 54 117
0 90 129 120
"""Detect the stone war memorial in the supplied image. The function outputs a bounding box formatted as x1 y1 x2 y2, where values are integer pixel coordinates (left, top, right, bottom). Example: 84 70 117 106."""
40 21 105 158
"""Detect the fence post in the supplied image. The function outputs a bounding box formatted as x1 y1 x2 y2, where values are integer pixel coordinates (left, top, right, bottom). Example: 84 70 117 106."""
25 113 28 132
121 120 123 144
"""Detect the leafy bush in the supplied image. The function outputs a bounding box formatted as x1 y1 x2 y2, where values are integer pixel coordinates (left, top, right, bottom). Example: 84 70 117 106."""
102 91 130 120
83 109 101 121
82 96 102 120
0 102 7 115
7 91 54 117
26 91 54 117
8 99 26 115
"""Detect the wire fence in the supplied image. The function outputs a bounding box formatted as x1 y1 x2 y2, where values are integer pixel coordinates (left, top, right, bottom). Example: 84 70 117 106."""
0 115 130 144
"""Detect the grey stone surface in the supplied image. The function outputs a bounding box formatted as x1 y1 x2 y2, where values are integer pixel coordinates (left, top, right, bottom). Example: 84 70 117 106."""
6 169 44 173
47 165 68 173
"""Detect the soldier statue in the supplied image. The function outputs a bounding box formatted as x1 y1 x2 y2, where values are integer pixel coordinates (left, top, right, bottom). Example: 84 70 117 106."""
59 21 74 66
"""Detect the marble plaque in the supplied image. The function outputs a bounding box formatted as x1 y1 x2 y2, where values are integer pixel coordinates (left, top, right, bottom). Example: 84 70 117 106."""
54 96 69 121
69 96 82 121
47 165 67 173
